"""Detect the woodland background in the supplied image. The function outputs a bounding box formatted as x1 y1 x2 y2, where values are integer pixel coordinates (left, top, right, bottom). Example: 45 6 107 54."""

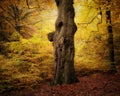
0 0 120 94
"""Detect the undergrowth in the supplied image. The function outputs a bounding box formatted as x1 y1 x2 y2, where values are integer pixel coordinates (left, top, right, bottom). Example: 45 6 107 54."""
0 35 54 94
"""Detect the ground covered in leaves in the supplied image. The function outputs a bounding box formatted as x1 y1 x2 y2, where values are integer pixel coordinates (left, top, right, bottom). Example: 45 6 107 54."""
1 65 120 96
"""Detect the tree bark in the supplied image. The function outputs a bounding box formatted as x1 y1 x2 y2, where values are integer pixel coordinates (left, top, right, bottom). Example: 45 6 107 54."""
106 0 116 72
48 0 78 85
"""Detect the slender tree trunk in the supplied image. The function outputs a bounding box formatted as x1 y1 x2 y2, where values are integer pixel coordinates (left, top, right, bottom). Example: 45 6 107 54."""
106 0 116 72
48 0 78 85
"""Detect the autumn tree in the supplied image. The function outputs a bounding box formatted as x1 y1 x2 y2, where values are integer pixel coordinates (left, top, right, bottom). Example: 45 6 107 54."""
48 0 78 85
99 0 116 71
91 0 116 71
111 0 120 65
105 0 116 71
0 0 40 39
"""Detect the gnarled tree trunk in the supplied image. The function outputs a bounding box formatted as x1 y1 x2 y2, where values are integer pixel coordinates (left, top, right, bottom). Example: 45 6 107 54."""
48 0 78 85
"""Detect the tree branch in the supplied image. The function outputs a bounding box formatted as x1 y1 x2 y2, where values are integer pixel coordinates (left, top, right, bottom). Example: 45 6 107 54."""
25 0 41 9
78 10 102 25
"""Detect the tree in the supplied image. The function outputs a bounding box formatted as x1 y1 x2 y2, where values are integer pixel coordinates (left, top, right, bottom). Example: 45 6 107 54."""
0 0 41 39
92 0 116 71
106 0 116 71
48 0 78 85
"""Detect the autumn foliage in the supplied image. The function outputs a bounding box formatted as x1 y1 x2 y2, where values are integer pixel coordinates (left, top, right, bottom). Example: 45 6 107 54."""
0 0 120 95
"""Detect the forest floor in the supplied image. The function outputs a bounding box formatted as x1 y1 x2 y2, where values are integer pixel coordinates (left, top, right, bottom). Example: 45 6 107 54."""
1 65 120 96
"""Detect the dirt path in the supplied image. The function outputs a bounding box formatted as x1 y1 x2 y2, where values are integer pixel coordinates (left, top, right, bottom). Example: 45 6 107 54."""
2 66 120 96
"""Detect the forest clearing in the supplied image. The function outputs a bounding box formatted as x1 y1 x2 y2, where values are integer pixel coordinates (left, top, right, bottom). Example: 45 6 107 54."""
0 0 120 96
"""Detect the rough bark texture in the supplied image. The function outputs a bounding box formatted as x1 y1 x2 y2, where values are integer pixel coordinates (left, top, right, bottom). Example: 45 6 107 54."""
47 32 55 42
106 0 116 71
48 0 78 85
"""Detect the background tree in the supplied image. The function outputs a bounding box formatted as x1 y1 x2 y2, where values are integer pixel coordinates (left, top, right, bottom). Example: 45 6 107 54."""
105 0 116 71
0 0 41 39
87 0 117 71
95 0 116 71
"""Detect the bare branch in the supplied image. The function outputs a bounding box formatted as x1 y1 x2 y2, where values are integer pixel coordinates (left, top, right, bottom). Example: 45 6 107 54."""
25 0 41 9
26 0 30 9
78 11 101 25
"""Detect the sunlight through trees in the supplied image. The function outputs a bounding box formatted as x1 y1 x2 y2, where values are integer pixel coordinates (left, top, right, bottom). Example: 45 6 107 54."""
0 0 120 93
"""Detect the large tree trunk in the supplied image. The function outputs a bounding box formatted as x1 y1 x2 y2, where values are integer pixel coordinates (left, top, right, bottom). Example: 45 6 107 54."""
106 0 116 72
48 0 78 85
